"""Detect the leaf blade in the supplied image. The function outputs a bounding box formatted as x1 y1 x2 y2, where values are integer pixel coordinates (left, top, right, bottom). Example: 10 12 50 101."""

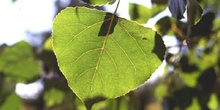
52 7 163 101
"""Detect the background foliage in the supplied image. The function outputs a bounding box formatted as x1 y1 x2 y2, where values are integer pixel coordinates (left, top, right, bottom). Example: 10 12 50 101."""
0 0 220 110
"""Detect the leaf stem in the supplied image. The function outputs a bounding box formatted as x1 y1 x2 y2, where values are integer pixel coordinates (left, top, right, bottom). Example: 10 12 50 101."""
92 0 121 94
105 0 120 39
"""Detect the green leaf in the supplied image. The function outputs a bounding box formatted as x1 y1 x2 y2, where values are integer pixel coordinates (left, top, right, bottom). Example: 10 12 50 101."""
155 16 174 36
0 93 22 110
52 7 162 103
43 37 53 51
208 93 219 109
83 0 114 5
44 88 65 107
0 41 40 82
213 18 220 30
129 3 166 24
180 71 200 87
186 98 200 110
155 84 167 100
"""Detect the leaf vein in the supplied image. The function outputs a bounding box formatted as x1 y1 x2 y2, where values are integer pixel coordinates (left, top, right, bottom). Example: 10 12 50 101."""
118 20 148 61
110 37 137 83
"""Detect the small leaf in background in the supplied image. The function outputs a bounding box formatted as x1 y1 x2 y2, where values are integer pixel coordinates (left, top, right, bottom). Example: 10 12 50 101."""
52 7 162 105
186 98 200 110
0 93 22 110
82 0 114 5
129 3 150 24
43 37 53 51
129 3 166 24
208 93 219 109
180 71 200 87
0 41 40 82
155 84 167 100
44 88 65 107
155 16 173 36
203 0 220 13
213 18 220 30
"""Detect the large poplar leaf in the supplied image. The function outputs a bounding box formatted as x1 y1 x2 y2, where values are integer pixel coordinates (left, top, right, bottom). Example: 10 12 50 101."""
52 7 162 102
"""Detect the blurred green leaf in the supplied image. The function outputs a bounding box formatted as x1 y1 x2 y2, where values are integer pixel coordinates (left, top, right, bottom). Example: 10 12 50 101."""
186 98 200 110
0 41 40 82
155 84 167 100
155 16 174 36
180 72 200 87
208 93 219 109
200 0 220 13
0 93 22 110
43 37 53 51
129 3 166 24
12 0 17 2
75 96 87 110
0 78 15 107
191 39 219 71
83 0 114 5
52 7 162 104
44 88 65 107
213 18 220 30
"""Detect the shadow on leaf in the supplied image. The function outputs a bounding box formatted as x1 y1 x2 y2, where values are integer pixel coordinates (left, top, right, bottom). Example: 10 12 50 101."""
98 13 118 36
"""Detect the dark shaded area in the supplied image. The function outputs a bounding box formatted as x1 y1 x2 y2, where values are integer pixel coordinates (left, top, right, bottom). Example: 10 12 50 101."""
186 1 203 26
163 66 218 109
0 73 14 107
168 0 187 20
98 13 118 36
179 55 198 73
186 12 215 47
173 87 194 109
84 96 107 110
195 88 210 110
190 12 215 37
81 0 91 4
22 97 44 110
197 67 217 93
175 21 188 41
130 4 139 21
152 33 166 61
165 53 174 64
151 0 168 5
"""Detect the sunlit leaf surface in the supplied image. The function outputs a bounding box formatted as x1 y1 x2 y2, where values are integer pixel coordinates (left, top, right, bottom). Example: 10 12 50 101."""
52 7 162 102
